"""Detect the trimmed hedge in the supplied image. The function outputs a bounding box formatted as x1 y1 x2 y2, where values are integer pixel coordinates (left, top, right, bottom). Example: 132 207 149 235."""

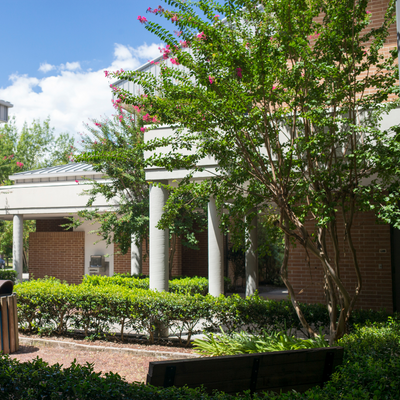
14 278 394 343
82 274 209 295
1 318 399 399
0 269 18 283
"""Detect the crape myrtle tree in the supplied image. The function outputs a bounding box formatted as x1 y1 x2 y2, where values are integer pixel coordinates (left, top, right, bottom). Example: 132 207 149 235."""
70 107 150 258
74 105 207 273
108 0 400 342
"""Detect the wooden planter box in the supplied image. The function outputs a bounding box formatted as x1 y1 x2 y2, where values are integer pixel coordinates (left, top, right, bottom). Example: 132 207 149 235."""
0 293 19 354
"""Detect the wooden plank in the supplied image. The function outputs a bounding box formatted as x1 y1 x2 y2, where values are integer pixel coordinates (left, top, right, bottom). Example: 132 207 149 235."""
147 347 344 394
7 296 16 353
12 294 19 351
0 297 9 354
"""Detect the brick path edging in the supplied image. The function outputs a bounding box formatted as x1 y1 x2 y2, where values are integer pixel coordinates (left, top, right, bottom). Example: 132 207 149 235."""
18 337 199 359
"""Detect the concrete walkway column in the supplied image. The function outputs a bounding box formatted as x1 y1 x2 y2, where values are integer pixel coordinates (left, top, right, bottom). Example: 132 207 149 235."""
208 197 224 296
149 182 169 292
131 234 142 276
245 211 258 297
13 214 23 282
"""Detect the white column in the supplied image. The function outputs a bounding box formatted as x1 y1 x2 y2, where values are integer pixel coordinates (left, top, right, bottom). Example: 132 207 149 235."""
208 197 224 296
149 182 169 292
13 214 23 282
245 212 258 297
131 234 142 275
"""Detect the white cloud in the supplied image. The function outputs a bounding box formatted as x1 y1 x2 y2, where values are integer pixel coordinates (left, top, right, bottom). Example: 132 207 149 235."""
38 63 55 73
62 62 81 71
0 43 163 140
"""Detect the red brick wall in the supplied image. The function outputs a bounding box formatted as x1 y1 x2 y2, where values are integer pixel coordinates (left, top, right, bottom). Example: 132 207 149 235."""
288 211 393 311
29 231 85 284
36 219 72 232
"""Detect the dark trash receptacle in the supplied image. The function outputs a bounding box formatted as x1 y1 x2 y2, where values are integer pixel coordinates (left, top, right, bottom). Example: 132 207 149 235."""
0 280 13 296
0 280 19 354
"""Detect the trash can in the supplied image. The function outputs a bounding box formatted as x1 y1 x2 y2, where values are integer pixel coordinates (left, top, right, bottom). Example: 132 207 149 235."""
0 280 19 354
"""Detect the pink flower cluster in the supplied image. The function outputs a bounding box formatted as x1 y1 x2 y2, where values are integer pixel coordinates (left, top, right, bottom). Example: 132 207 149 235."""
174 30 182 37
180 40 188 48
159 44 173 60
147 6 164 15
171 14 178 22
143 113 159 123
3 154 14 160
95 122 102 127
137 16 148 24
170 58 180 65
236 67 242 79
140 127 146 133
196 31 206 40
16 161 24 168
209 76 214 84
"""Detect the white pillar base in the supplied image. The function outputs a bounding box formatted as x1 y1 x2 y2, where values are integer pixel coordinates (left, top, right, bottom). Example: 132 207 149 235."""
208 197 224 296
149 182 169 292
245 211 258 297
13 214 24 282
131 234 142 275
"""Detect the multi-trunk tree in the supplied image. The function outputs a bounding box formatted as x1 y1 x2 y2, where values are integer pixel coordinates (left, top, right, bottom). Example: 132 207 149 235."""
108 0 400 342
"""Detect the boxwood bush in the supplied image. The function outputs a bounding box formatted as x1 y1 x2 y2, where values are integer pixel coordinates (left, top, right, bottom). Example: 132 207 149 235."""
1 318 399 399
82 274 209 296
0 269 18 283
14 278 394 343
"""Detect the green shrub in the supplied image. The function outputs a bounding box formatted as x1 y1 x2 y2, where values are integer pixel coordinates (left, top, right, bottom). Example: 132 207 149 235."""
0 269 18 283
15 278 397 344
82 274 209 295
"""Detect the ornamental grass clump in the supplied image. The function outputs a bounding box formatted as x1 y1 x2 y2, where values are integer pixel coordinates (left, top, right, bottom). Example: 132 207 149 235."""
193 328 329 356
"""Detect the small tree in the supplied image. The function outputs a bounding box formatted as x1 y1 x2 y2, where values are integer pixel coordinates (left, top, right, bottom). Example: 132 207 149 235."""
75 107 208 269
109 0 400 342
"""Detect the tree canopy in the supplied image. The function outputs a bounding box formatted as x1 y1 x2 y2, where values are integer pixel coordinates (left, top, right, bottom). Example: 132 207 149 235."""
107 0 400 342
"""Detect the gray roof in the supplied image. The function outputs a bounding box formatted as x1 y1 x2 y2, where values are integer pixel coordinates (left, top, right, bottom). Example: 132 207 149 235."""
11 163 97 177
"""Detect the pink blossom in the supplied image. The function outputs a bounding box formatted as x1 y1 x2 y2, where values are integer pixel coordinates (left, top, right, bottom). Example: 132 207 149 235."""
197 31 206 40
104 71 109 77
174 30 182 37
95 122 102 127
170 58 180 65
75 180 79 184
94 141 97 145
366 10 371 14
171 14 178 22
272 86 276 90
214 15 220 19
209 76 214 84
143 113 151 122
236 67 242 79
140 127 146 132
137 16 148 23
115 99 121 103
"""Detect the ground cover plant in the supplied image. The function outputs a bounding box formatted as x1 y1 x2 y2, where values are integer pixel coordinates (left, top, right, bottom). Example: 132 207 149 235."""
1 318 399 399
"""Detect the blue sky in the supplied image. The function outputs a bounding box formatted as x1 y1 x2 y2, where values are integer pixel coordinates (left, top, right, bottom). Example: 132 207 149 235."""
0 0 171 137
